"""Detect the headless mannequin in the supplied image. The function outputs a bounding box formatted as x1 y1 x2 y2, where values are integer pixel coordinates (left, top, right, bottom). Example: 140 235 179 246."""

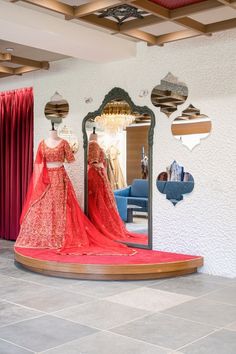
44 124 65 168
89 128 103 168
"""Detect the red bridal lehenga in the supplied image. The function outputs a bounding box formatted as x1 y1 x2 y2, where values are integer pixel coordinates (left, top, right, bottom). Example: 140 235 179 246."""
15 139 135 256
88 141 147 244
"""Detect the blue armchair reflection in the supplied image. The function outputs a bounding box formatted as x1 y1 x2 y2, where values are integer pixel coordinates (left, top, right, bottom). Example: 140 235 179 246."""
114 179 148 222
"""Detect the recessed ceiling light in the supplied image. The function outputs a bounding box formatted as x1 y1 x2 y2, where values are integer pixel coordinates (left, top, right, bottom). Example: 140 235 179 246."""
5 48 14 52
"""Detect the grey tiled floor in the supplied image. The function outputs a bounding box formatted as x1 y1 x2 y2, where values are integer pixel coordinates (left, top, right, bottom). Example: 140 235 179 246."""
0 239 236 354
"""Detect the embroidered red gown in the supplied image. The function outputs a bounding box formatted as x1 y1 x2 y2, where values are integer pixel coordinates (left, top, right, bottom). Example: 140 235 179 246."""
87 141 147 244
15 139 135 255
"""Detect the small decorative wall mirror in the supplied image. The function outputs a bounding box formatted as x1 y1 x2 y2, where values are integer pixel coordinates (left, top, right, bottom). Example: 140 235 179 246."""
44 92 69 128
156 160 194 206
171 104 212 150
151 73 188 117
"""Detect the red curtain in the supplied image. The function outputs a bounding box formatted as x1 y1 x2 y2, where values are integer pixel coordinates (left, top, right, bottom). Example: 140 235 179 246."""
0 87 33 240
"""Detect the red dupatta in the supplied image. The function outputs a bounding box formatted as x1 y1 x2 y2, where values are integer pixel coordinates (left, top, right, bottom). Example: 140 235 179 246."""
20 142 50 224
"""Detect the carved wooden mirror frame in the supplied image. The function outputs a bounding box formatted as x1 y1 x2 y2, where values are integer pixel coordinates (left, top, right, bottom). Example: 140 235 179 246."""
82 87 155 249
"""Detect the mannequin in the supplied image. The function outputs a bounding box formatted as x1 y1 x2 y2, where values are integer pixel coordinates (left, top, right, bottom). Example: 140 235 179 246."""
44 123 63 168
87 128 147 243
15 122 134 256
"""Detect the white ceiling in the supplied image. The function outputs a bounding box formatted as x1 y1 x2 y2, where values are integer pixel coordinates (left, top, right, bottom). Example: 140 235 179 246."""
0 1 136 63
0 39 68 61
1 1 236 64
190 7 236 24
142 21 185 36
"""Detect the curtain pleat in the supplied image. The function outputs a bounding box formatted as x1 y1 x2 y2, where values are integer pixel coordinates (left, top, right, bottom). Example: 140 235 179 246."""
0 87 33 240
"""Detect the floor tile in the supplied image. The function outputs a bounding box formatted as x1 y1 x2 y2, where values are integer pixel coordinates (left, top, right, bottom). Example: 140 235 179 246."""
181 273 235 285
111 313 216 350
106 287 193 311
67 280 140 298
19 271 85 288
54 299 151 330
12 287 94 312
225 321 236 331
202 285 236 305
0 276 49 302
0 248 14 259
163 298 236 327
0 300 43 327
149 276 226 297
0 339 33 354
40 331 168 354
181 329 236 354
0 315 97 352
0 240 14 249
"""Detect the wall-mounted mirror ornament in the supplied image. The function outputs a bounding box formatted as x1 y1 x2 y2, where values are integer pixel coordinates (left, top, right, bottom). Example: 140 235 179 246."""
156 160 194 206
44 91 69 129
151 73 188 117
82 87 155 249
171 104 212 150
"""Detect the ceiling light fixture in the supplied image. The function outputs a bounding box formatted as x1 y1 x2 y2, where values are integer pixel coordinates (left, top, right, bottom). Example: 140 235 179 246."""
95 101 135 134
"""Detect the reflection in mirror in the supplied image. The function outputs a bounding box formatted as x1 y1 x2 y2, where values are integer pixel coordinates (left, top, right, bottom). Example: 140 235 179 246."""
86 99 152 246
151 73 188 117
44 92 69 126
156 160 194 206
171 104 211 150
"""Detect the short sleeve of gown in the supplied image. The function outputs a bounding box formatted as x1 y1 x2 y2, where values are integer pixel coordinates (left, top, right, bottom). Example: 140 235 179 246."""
64 140 75 163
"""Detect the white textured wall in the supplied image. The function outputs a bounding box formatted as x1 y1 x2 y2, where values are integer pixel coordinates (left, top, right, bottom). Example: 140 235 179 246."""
1 30 236 277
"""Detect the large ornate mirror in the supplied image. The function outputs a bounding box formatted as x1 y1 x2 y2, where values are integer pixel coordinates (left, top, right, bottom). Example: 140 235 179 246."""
82 88 155 249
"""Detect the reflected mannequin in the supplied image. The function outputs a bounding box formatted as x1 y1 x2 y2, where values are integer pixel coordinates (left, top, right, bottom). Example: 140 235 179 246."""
87 129 147 244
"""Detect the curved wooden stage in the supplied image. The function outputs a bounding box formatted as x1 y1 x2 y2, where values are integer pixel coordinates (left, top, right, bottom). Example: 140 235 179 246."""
15 247 203 280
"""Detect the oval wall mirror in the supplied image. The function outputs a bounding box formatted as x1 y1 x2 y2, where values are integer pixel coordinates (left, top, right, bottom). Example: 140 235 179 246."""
156 160 194 206
151 73 188 117
82 87 155 249
171 104 212 150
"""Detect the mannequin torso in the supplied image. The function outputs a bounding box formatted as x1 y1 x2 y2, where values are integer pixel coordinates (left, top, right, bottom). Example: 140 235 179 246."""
44 130 65 168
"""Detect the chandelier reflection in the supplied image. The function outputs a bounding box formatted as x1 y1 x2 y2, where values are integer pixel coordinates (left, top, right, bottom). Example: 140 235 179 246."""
95 101 135 134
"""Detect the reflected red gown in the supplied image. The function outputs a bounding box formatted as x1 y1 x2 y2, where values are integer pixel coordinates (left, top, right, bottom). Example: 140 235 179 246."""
88 141 147 244
15 139 135 256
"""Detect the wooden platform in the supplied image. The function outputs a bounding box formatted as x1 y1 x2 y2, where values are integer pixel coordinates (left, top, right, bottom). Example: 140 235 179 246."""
15 247 203 280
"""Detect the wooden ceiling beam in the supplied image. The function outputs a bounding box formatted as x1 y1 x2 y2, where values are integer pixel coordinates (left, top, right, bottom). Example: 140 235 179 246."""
79 14 119 32
170 0 223 19
121 15 164 31
131 1 208 34
10 55 49 69
121 28 157 45
0 53 12 61
73 0 125 18
155 29 200 46
0 66 14 75
14 65 46 75
15 0 74 16
175 17 207 34
217 0 236 8
206 18 236 33
131 0 170 19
